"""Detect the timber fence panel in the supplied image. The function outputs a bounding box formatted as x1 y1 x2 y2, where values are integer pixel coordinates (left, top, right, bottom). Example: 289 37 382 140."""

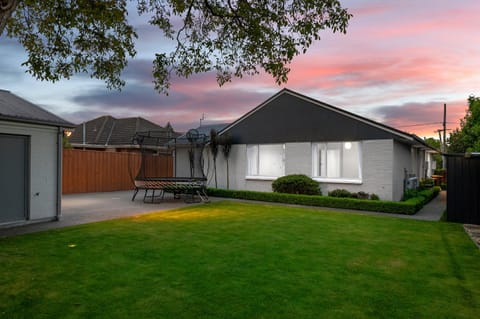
62 149 172 194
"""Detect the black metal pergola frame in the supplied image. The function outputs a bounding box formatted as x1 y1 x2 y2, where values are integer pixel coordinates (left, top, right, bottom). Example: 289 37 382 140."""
130 129 210 203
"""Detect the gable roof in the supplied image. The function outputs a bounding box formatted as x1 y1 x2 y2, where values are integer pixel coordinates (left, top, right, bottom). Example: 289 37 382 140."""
0 89 74 127
218 88 432 149
69 115 179 146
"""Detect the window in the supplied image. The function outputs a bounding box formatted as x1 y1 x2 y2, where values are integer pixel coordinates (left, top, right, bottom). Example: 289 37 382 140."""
247 144 285 178
312 142 362 182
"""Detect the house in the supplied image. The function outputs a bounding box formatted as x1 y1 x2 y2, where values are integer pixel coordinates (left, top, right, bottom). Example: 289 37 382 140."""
0 89 75 226
179 89 437 201
68 115 179 152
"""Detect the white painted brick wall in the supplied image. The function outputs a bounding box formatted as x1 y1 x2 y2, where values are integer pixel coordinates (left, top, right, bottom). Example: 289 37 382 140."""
204 140 404 200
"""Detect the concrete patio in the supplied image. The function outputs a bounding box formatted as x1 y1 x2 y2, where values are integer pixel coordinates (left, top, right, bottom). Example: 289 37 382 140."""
0 190 198 237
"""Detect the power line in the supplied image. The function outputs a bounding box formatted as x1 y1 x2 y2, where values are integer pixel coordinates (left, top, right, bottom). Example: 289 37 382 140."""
396 122 442 128
395 121 461 129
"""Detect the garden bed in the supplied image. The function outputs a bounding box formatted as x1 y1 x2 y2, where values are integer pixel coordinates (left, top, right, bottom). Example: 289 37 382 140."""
207 186 441 215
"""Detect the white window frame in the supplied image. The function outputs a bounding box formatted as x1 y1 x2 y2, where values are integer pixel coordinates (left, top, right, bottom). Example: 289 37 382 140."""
246 144 285 180
312 142 363 184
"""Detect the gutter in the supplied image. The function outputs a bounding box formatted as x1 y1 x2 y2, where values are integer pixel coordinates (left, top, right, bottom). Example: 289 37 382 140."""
56 127 63 221
0 114 75 128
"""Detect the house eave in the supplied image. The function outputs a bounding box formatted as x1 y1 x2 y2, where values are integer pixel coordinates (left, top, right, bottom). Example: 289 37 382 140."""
0 114 75 128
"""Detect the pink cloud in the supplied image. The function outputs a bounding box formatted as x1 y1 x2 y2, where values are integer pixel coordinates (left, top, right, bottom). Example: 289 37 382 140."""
373 99 467 138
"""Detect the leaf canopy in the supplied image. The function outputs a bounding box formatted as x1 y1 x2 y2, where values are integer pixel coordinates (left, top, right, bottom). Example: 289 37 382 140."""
3 0 352 93
448 96 480 153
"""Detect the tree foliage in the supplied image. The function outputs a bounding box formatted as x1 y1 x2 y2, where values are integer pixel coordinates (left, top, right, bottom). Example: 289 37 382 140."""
448 96 480 153
1 0 352 93
423 137 443 166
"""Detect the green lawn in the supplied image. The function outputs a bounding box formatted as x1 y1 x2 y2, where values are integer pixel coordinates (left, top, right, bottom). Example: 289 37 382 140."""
1 201 479 319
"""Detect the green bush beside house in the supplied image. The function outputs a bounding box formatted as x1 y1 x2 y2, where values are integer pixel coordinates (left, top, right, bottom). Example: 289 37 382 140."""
272 174 321 195
207 186 441 215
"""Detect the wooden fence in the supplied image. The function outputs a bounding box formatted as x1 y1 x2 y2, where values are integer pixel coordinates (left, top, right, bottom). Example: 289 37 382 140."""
62 149 173 194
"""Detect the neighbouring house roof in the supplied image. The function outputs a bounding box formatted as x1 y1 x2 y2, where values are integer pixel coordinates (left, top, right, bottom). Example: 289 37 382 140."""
216 88 435 151
180 123 230 139
173 123 230 146
69 115 179 148
0 89 74 128
195 123 230 137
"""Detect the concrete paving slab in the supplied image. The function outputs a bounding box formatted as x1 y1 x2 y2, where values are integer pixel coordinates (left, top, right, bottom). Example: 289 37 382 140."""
0 190 197 237
410 190 446 221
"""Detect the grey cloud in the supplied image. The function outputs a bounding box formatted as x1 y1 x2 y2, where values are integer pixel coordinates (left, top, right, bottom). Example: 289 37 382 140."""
373 102 445 124
71 83 189 109
68 78 272 132
122 59 155 83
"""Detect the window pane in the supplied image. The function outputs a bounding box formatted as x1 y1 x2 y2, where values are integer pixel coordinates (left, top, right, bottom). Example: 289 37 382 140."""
316 144 325 177
326 148 341 177
313 142 361 180
258 144 284 176
342 142 360 178
247 145 258 175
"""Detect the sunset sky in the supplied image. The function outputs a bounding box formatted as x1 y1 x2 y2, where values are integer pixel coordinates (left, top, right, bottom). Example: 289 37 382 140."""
1 0 479 137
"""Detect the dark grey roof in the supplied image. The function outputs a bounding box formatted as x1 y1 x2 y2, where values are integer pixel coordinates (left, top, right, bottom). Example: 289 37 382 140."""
219 88 434 149
69 115 179 146
0 89 74 127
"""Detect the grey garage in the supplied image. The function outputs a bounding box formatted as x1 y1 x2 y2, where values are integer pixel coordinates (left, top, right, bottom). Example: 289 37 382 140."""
0 89 74 226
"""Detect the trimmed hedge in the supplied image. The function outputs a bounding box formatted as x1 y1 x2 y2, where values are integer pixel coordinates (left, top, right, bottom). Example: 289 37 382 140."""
207 186 441 215
328 189 379 200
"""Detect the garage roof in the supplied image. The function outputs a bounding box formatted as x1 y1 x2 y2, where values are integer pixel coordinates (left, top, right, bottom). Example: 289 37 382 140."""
0 89 74 127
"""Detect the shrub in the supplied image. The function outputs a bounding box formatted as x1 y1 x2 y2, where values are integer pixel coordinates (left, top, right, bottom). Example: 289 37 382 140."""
329 189 374 200
272 174 320 195
356 191 370 200
434 168 446 176
403 185 441 201
328 189 352 198
419 178 435 190
402 188 419 201
207 187 440 215
370 193 380 200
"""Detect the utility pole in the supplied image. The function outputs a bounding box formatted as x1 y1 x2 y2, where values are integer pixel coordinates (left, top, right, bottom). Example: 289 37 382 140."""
437 129 443 147
442 103 447 169
199 113 205 127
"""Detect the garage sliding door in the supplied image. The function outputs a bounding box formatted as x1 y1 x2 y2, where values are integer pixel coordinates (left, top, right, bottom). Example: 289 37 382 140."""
0 134 29 223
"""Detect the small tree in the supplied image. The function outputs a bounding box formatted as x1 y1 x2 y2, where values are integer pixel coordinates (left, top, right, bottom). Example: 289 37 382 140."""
209 129 219 188
448 95 480 153
220 133 233 189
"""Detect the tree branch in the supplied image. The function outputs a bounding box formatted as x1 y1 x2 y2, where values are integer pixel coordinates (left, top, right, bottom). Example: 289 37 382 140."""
0 0 19 36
